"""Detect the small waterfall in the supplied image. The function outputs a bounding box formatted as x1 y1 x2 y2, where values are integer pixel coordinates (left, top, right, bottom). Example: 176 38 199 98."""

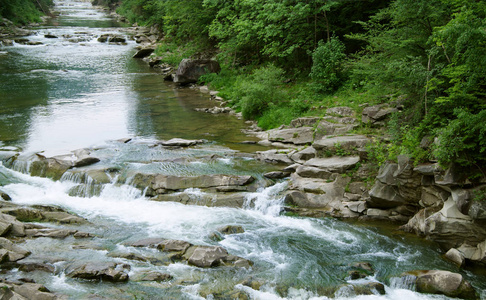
243 181 288 216
389 275 417 291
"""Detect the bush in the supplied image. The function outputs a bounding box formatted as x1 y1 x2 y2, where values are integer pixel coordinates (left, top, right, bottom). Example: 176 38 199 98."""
231 64 287 120
434 109 486 171
310 37 347 93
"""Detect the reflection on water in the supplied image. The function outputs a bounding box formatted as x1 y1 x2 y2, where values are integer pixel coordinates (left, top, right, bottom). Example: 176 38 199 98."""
0 0 259 156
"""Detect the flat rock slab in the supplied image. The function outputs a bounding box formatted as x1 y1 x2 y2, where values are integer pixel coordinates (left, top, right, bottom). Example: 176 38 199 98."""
152 174 255 190
313 135 369 151
67 262 130 282
264 127 314 145
159 138 204 147
304 156 360 173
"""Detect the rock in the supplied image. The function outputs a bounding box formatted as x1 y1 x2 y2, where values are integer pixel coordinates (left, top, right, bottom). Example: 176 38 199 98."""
131 271 172 282
263 127 314 145
150 174 254 191
187 246 229 267
133 47 155 58
158 239 192 253
152 192 247 207
173 59 221 84
304 156 360 173
256 149 293 165
0 213 26 237
314 120 356 139
444 248 465 268
289 117 320 128
290 147 316 163
217 225 244 235
312 135 369 154
109 36 126 43
367 181 406 208
44 34 58 38
130 238 166 248
402 270 478 299
30 157 71 180
67 262 130 282
401 198 486 249
263 171 290 179
361 104 397 125
13 283 58 300
1 192 11 201
158 138 204 147
0 237 31 261
326 106 354 117
413 163 440 175
295 165 334 180
457 241 486 265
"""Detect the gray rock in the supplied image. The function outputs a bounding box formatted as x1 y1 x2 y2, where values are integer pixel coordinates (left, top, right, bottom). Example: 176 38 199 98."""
444 248 465 268
0 237 31 261
131 271 172 282
314 121 356 139
187 246 229 267
256 149 293 165
264 127 314 145
368 181 406 208
151 174 254 191
174 59 221 84
326 106 354 117
133 47 155 58
304 156 360 173
13 283 58 300
313 135 369 154
263 171 290 179
158 240 192 253
130 238 166 248
159 138 204 147
362 104 397 125
295 165 334 180
67 262 130 282
217 225 244 235
402 270 478 299
290 147 316 163
289 117 320 128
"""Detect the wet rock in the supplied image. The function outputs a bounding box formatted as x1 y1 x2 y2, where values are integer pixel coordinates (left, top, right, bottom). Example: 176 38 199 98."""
256 149 294 165
174 59 221 84
12 282 60 300
402 270 478 299
107 251 148 262
457 241 486 265
0 192 11 201
0 212 26 237
0 237 31 262
133 47 155 58
150 174 255 191
187 246 229 267
158 138 204 147
26 228 78 239
444 248 465 268
217 225 244 235
131 271 172 282
263 171 290 179
67 262 130 282
30 157 71 180
44 34 58 38
130 237 166 248
17 261 56 273
158 239 192 253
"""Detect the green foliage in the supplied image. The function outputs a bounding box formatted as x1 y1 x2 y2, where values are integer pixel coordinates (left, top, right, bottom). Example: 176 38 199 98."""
310 37 347 93
154 41 199 66
0 0 52 24
434 109 486 170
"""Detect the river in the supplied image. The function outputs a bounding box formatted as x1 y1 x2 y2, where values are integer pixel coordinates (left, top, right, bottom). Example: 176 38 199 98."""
0 1 485 299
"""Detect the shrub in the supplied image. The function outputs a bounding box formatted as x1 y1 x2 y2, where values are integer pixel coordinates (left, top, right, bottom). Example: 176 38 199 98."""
434 109 486 171
310 37 347 93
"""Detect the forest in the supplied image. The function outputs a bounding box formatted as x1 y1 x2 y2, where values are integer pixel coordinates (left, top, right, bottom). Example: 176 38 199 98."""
3 0 486 179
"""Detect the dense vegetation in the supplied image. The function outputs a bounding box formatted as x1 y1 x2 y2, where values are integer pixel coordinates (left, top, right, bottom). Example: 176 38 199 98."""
113 0 485 176
0 0 53 24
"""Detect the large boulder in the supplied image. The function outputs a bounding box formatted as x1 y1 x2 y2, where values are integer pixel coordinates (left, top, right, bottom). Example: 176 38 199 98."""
174 59 221 84
263 127 314 145
401 270 478 299
361 104 397 126
304 156 360 174
186 246 228 267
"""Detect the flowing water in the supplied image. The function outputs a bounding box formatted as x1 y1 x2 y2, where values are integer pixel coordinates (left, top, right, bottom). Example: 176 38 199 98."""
1 1 485 299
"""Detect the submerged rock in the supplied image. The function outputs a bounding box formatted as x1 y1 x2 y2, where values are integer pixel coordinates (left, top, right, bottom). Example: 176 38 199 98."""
158 138 204 147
